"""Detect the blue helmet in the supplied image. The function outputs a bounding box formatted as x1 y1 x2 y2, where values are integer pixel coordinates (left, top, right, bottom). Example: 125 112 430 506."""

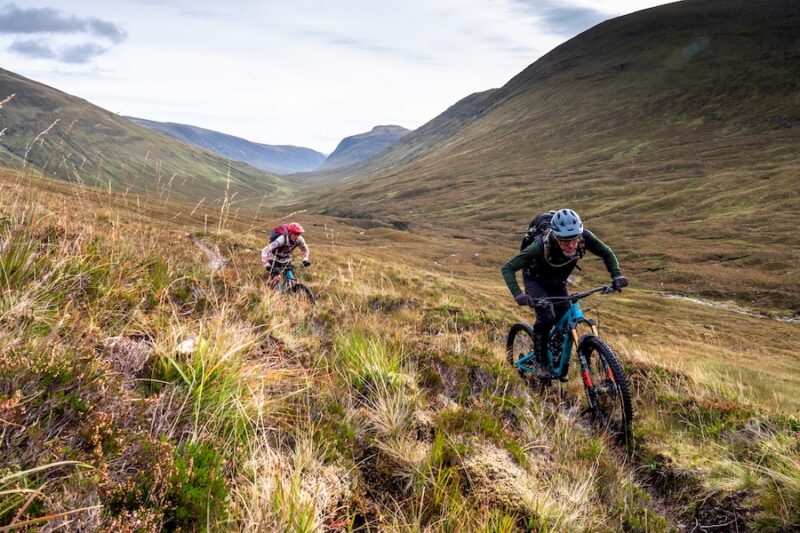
551 209 583 238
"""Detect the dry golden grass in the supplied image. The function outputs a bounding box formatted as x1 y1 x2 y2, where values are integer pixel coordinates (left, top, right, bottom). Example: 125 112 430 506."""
0 168 797 531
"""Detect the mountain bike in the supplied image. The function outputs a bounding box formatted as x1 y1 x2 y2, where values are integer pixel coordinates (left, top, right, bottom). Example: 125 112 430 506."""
506 284 633 449
273 263 315 304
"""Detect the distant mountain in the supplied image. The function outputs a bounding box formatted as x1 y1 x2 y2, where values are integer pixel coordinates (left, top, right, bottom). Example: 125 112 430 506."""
296 93 494 184
322 125 409 169
127 117 326 175
0 68 288 204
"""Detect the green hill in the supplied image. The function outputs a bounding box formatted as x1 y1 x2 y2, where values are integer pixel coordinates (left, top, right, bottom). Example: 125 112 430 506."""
302 0 800 311
0 68 290 205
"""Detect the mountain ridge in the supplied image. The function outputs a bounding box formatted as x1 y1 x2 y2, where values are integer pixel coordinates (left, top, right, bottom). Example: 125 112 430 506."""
127 117 326 175
321 124 410 170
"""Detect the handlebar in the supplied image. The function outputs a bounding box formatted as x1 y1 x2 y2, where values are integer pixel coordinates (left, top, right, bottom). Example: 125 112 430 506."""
530 284 616 307
568 284 616 302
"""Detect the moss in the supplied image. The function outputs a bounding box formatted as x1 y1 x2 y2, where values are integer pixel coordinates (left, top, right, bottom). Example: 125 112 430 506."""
436 408 527 466
164 442 229 530
316 401 358 460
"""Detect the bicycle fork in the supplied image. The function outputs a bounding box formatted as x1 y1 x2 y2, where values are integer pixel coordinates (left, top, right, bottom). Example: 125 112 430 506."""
573 328 610 414
573 329 595 391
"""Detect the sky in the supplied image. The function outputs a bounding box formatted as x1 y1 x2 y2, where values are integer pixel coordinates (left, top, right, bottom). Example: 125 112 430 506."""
0 1 670 154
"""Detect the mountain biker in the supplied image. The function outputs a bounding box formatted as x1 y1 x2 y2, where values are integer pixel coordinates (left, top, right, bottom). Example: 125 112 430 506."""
262 222 311 289
501 208 628 379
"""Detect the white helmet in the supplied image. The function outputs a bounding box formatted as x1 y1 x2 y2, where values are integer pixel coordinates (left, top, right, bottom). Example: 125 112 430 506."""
551 209 583 238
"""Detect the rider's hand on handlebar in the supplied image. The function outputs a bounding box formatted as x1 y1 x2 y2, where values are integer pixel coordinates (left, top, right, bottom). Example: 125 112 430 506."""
612 275 628 291
302 260 311 268
515 293 533 306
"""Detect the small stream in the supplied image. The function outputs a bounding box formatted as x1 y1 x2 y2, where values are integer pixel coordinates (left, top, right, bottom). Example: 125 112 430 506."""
656 293 799 323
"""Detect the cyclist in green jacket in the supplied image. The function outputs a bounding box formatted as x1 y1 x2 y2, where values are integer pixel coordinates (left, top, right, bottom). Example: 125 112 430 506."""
501 208 628 378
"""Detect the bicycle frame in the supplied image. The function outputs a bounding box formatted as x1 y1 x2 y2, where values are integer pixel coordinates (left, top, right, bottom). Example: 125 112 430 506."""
515 294 600 379
275 264 298 292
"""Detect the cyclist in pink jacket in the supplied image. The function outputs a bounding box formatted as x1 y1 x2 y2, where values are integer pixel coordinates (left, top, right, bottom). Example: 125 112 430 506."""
261 222 310 289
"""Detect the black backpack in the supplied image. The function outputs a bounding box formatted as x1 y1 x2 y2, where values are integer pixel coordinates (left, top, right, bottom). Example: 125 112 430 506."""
520 211 555 250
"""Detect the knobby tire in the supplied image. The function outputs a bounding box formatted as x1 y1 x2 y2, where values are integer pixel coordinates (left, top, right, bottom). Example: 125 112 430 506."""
579 335 634 452
506 323 535 375
506 323 549 386
289 282 316 304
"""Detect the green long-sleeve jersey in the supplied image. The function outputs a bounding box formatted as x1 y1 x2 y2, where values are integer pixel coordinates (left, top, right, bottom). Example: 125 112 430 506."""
501 230 621 297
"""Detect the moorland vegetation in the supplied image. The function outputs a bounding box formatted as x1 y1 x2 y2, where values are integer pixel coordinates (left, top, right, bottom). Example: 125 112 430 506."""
0 0 799 530
0 166 798 531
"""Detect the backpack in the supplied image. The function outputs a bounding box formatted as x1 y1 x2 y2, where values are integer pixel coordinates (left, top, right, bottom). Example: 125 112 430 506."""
269 224 290 243
520 211 555 250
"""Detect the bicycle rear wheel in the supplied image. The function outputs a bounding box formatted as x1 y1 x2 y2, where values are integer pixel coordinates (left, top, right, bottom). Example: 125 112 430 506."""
506 323 536 377
289 282 315 304
578 335 633 451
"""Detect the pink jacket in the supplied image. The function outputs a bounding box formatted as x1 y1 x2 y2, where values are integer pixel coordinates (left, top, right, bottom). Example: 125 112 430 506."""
261 234 310 265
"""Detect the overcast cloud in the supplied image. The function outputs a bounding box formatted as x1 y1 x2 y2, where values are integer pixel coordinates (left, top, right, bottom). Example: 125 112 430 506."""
59 42 108 63
506 0 608 35
8 36 54 58
0 3 126 42
0 1 669 153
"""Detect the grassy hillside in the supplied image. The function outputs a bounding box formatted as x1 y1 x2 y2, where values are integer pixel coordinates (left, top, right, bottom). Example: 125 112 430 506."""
1 169 797 531
297 0 800 312
0 68 291 205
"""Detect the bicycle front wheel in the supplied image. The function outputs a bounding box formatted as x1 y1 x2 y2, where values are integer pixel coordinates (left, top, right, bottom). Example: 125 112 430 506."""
579 335 633 450
289 282 315 304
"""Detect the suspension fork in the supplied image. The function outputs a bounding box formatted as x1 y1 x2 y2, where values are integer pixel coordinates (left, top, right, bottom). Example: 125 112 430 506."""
574 321 602 387
574 328 604 417
571 328 594 389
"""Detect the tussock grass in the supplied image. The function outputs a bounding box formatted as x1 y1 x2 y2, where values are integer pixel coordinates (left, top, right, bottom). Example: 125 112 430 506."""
332 328 410 393
0 169 797 531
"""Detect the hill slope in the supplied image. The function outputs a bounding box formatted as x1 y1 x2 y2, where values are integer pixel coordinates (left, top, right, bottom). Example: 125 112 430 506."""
0 68 290 205
320 124 410 170
303 0 800 311
127 117 326 174
1 168 798 531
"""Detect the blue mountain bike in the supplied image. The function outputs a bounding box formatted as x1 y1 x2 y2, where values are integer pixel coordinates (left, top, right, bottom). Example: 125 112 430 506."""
506 284 633 448
274 264 315 304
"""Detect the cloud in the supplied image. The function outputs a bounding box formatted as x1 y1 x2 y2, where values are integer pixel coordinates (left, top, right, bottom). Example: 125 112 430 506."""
510 0 609 36
0 4 127 43
301 29 439 65
59 42 108 64
6 37 107 63
86 19 127 44
8 37 55 59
